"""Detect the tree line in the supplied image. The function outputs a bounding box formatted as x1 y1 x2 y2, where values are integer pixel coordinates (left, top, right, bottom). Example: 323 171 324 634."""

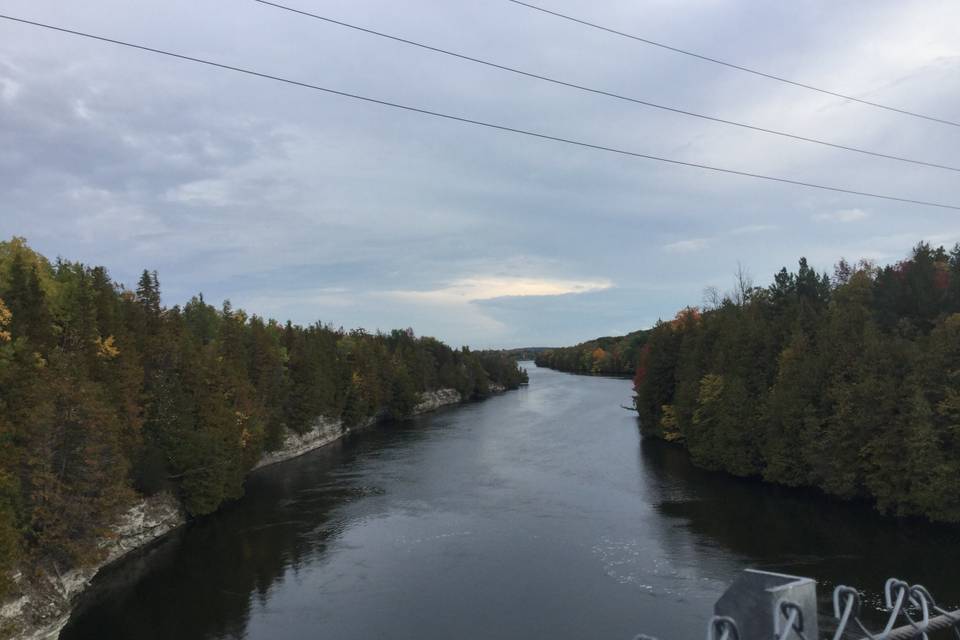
534 331 648 375
633 243 960 523
0 238 526 596
498 347 551 362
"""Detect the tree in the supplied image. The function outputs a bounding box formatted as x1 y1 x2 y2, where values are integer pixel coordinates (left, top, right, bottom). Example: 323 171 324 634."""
4 251 53 348
628 244 960 521
0 236 530 582
387 363 419 420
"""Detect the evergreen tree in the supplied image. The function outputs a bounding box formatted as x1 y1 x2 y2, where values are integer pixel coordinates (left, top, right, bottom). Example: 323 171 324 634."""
632 244 960 522
0 236 535 587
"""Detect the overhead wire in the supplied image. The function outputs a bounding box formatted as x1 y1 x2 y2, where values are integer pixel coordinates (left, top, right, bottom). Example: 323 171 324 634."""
251 0 960 174
505 0 960 129
0 14 958 211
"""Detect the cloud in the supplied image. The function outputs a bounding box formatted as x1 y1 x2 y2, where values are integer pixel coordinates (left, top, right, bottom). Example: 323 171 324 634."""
379 276 614 344
235 287 355 316
664 238 709 253
813 209 870 223
663 226 774 256
166 178 238 207
72 99 94 121
388 276 613 303
0 77 20 103
730 224 777 235
1 0 958 347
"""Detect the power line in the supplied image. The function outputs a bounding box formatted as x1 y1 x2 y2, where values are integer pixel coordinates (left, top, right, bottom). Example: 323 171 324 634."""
506 0 960 129
1 14 958 212
252 0 960 174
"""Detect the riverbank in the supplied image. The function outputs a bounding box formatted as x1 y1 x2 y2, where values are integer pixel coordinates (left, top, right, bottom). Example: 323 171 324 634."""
1 494 185 640
252 387 472 471
532 364 633 380
2 386 501 640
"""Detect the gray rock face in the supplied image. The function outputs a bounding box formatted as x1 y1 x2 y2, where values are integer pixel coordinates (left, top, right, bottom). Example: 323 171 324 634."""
254 388 464 470
1 493 185 640
253 416 345 470
1 387 471 639
413 388 462 413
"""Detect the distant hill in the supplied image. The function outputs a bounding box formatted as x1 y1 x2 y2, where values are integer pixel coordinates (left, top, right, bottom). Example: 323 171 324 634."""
532 330 648 376
498 347 554 361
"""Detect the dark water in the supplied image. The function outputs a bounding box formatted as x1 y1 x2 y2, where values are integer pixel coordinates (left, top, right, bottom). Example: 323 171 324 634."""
63 364 960 640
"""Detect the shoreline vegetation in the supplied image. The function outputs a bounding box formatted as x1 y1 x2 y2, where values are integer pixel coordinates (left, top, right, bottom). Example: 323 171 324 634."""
543 242 960 524
10 387 482 640
0 237 527 638
533 332 648 376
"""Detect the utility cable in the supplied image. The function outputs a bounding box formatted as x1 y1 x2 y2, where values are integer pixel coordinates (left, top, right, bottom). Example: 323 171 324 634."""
252 0 960 173
1 14 958 211
505 0 960 129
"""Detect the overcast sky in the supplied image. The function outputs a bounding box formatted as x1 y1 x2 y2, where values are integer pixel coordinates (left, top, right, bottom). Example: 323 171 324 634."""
1 0 958 348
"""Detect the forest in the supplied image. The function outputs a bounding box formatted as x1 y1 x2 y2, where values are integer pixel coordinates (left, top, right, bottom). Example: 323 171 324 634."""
633 242 960 523
0 237 526 596
499 347 551 362
534 330 648 375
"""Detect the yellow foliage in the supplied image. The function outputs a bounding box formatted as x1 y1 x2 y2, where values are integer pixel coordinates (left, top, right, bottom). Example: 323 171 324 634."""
588 347 610 373
95 335 121 359
944 313 960 332
697 374 724 404
659 404 684 442
693 374 724 427
938 388 960 428
0 237 57 297
0 298 10 343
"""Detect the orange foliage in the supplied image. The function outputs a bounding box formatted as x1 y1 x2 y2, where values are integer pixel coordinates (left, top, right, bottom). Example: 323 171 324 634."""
670 306 701 330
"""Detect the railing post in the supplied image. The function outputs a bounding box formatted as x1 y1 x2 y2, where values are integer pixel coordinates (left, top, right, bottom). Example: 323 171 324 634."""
713 569 819 640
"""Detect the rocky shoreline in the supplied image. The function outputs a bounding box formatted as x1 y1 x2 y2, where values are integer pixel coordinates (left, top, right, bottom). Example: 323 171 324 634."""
2 386 499 639
1 494 185 640
252 387 468 471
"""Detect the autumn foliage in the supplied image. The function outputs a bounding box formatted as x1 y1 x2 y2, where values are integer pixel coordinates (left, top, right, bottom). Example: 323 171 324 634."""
536 330 648 376
633 242 960 522
0 238 527 596
632 343 650 389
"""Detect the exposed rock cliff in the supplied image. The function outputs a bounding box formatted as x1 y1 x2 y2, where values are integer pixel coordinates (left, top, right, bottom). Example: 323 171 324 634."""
2 386 477 638
413 387 462 413
2 493 184 640
253 387 463 470
253 416 345 470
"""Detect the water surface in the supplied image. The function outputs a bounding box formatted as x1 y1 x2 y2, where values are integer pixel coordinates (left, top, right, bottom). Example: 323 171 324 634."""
63 364 960 639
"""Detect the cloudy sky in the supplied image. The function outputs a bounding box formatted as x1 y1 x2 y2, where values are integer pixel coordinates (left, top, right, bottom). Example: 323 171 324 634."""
1 0 958 348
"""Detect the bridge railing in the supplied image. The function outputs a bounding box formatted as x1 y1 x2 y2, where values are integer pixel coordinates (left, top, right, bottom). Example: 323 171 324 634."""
636 569 960 640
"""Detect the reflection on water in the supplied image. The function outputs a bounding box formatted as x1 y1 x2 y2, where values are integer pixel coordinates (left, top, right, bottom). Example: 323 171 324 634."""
65 439 352 639
639 438 960 620
63 366 959 640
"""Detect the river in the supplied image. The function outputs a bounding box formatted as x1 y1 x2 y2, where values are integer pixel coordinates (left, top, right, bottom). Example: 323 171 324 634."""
62 363 960 639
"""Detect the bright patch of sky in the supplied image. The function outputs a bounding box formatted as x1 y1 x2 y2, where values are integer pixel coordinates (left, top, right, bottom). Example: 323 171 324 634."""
1 0 958 347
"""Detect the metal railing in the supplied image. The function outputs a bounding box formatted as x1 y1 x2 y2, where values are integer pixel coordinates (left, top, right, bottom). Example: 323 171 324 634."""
636 570 960 640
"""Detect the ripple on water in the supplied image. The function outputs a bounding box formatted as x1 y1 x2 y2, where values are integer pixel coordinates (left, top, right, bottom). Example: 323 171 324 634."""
394 530 475 549
590 536 727 601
